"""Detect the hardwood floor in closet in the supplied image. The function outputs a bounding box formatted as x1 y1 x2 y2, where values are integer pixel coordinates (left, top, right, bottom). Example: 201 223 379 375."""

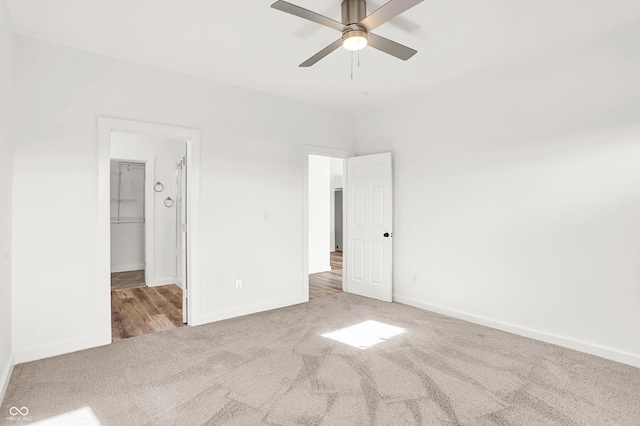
309 251 343 299
111 284 185 341
111 269 145 290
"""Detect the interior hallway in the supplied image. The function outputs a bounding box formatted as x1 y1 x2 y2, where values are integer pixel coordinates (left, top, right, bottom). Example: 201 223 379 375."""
309 251 343 299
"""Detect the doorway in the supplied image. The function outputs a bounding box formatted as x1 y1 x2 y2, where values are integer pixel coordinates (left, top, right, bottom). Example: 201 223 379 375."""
308 154 345 299
109 132 187 340
303 147 394 303
98 117 202 345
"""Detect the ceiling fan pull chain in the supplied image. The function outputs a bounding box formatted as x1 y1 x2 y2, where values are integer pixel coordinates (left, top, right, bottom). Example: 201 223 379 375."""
351 51 354 80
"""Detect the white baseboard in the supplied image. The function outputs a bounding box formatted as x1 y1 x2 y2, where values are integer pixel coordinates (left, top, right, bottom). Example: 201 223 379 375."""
14 334 109 365
309 264 331 274
147 277 178 287
110 264 145 273
194 295 307 326
0 353 14 405
393 294 640 368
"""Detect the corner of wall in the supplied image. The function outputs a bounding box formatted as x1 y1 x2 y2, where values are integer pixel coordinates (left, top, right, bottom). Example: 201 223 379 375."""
0 0 15 404
0 354 15 404
309 264 332 274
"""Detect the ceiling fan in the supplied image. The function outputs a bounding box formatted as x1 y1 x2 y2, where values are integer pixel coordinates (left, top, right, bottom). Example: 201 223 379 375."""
271 0 424 67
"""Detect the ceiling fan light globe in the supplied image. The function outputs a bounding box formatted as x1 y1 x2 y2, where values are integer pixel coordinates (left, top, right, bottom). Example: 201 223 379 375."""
343 35 368 51
342 29 368 51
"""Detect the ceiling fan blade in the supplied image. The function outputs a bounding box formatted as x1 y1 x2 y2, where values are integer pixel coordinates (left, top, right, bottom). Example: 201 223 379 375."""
367 33 417 60
366 0 422 33
361 0 423 31
271 1 346 32
299 39 343 67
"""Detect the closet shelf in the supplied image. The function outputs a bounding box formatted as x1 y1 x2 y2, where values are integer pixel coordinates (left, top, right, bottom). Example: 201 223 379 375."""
111 160 145 225
111 217 145 224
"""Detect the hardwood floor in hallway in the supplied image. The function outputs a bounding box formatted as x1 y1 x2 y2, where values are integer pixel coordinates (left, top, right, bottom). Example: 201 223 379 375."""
111 284 186 341
309 251 343 299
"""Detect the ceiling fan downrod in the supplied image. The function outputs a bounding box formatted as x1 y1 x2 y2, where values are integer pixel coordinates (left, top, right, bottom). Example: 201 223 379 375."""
342 0 366 24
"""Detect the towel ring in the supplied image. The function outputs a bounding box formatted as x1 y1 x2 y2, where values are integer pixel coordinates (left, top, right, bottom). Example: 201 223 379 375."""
154 182 164 192
164 197 174 208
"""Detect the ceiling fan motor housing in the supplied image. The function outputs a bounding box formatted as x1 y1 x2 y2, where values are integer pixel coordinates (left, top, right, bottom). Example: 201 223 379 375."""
341 0 366 25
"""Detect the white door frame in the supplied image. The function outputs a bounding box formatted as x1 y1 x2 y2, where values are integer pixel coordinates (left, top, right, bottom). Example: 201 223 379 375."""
98 117 202 342
302 145 352 299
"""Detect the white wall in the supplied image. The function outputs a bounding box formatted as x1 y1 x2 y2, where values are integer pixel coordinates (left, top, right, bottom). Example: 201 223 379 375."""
111 133 185 285
10 36 355 362
355 31 640 366
329 157 344 251
308 155 331 274
0 0 15 401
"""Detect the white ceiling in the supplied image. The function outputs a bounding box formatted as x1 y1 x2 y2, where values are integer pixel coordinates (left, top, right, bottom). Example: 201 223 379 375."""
6 0 640 112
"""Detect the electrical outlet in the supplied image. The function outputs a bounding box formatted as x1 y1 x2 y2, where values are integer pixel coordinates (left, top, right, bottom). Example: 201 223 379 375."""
264 210 271 220
235 279 242 290
412 274 418 284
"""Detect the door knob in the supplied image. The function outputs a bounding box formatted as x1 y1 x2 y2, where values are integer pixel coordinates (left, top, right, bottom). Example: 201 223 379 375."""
383 232 390 238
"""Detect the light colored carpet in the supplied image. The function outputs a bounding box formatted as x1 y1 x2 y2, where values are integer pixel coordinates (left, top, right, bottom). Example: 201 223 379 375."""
2 293 639 425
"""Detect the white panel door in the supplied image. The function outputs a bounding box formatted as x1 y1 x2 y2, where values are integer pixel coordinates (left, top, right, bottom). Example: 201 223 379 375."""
346 152 393 302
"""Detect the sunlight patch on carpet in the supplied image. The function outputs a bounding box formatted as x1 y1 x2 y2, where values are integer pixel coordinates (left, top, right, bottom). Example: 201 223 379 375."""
32 406 102 425
321 320 406 349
